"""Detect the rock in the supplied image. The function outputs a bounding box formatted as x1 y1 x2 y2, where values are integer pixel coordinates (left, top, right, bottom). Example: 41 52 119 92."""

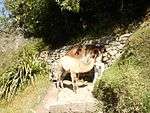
119 33 132 39
116 44 125 50
109 49 118 56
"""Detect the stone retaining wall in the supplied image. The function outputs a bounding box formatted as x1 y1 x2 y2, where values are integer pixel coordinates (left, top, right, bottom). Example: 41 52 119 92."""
47 33 132 79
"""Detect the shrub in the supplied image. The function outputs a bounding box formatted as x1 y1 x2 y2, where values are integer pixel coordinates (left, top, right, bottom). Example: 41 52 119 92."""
0 40 49 101
5 0 46 35
56 0 80 12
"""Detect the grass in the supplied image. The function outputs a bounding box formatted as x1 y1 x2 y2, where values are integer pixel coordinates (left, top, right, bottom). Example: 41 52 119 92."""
0 38 51 113
0 39 48 99
93 20 150 113
0 73 51 113
0 38 44 75
0 38 45 77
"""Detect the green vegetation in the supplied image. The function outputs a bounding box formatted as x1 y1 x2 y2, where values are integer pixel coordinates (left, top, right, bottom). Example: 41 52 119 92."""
93 21 150 113
0 39 50 101
56 0 80 12
5 0 82 44
0 71 50 113
0 39 51 112
0 16 8 30
5 0 149 47
1 0 149 112
5 0 49 35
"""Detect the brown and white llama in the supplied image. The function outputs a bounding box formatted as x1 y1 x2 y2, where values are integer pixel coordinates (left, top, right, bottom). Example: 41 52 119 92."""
52 44 106 92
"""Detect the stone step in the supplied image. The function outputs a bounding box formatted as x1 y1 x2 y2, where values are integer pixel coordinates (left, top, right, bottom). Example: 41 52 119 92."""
34 83 100 113
48 102 97 113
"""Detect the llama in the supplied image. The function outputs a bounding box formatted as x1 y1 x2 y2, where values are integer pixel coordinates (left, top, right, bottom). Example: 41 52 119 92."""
66 44 106 83
52 44 106 92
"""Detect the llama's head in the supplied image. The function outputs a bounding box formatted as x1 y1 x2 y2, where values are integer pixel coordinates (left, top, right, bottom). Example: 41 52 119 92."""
85 44 106 58
66 45 83 57
85 48 99 59
65 44 106 64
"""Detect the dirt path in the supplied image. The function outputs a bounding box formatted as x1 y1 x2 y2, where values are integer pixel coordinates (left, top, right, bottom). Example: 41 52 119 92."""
34 81 100 113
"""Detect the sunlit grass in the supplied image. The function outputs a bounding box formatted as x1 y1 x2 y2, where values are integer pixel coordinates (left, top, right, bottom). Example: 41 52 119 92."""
0 73 51 113
0 38 51 113
93 21 150 113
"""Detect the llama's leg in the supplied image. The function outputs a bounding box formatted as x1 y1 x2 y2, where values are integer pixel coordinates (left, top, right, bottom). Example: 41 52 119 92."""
51 62 61 89
55 64 66 89
60 71 67 88
56 80 63 90
60 81 64 89
93 66 99 84
56 80 60 89
93 62 105 84
75 75 79 90
71 72 78 93
55 72 62 89
76 73 80 84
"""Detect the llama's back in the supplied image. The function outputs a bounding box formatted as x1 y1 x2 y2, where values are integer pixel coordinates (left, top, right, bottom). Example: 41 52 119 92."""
60 56 80 72
60 55 95 73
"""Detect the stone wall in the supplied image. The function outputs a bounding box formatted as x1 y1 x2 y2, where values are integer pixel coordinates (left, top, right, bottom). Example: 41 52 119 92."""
45 33 132 81
48 33 131 66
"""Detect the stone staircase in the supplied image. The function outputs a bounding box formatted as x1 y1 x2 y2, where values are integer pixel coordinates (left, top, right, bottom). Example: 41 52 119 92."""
34 33 132 113
34 82 100 113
